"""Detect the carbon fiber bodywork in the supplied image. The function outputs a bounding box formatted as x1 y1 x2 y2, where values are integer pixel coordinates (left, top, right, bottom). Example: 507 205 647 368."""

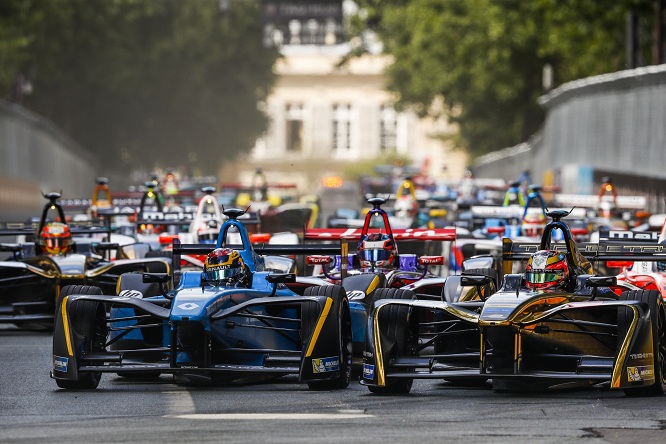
52 274 348 385
362 210 666 395
51 208 352 389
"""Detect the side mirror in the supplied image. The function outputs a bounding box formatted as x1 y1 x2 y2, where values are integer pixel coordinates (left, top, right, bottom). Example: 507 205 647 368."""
96 242 120 251
587 276 617 288
460 274 494 301
0 243 23 253
266 273 296 296
0 243 23 260
265 273 296 284
587 276 617 301
586 275 617 301
142 272 171 298
460 275 493 287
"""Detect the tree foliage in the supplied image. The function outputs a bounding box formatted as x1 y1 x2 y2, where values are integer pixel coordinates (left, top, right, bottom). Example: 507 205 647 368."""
0 0 278 175
352 0 658 158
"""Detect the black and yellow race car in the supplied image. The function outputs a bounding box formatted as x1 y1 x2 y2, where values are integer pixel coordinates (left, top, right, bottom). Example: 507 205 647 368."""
0 192 171 330
361 209 666 396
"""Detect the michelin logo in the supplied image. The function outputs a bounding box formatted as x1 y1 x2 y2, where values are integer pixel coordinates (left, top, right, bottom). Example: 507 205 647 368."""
312 356 340 374
627 365 654 382
54 356 68 372
363 364 375 379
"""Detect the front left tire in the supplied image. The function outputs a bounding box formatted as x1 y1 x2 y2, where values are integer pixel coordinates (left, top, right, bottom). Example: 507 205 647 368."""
55 285 106 390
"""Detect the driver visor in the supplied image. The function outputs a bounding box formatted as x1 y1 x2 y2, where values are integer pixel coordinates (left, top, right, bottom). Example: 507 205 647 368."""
525 269 564 284
361 249 391 263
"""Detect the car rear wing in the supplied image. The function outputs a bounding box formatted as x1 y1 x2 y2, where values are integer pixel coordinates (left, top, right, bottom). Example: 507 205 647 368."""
135 211 262 226
502 238 666 264
554 194 646 210
304 227 456 242
597 229 660 243
470 206 587 220
134 211 196 226
172 242 342 257
0 222 109 238
172 239 344 275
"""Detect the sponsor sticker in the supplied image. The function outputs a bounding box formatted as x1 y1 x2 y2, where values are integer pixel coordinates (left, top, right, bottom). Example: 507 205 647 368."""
177 302 200 310
347 290 366 301
363 364 375 379
627 365 654 382
312 356 340 374
54 356 68 372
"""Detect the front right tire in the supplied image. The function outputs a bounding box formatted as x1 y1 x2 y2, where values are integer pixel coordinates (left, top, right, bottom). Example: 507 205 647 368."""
618 289 666 397
368 288 416 394
304 285 353 390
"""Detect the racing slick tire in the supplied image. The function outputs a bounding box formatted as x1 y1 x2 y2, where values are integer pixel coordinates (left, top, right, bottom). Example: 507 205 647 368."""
618 289 666 397
55 285 106 390
304 285 353 390
368 288 416 394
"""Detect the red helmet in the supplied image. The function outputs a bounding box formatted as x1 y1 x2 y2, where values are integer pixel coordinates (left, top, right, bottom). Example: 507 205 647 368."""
38 222 72 255
358 233 396 269
204 248 246 286
525 250 569 290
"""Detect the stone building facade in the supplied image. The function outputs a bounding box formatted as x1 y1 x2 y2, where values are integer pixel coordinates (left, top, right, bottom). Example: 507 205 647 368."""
229 43 467 192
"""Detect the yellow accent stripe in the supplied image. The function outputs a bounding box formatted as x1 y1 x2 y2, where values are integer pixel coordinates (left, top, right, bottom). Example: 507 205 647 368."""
373 305 386 386
367 275 380 295
612 305 640 388
305 297 333 357
61 296 73 356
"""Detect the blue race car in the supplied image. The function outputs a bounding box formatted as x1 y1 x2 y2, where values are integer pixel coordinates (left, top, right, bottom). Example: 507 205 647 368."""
51 208 352 390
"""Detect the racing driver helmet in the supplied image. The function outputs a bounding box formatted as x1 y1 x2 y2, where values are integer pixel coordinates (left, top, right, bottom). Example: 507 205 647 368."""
37 222 72 256
204 248 246 286
521 213 546 237
525 250 569 291
358 233 396 270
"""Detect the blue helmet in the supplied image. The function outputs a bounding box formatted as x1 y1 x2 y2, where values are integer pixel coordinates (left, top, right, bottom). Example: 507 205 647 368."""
358 233 396 269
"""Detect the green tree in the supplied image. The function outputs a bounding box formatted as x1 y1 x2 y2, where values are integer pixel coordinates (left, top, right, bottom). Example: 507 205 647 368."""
352 0 657 158
1 0 278 175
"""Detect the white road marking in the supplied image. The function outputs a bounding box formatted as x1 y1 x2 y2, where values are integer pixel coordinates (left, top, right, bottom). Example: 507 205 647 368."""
168 412 372 420
164 389 195 414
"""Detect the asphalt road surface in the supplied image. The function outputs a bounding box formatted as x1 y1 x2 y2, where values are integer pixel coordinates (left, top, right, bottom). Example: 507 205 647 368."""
2 327 666 444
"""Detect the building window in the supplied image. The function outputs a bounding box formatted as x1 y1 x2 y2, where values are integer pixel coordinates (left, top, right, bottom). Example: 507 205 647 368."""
333 104 351 152
380 104 397 151
286 103 303 152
